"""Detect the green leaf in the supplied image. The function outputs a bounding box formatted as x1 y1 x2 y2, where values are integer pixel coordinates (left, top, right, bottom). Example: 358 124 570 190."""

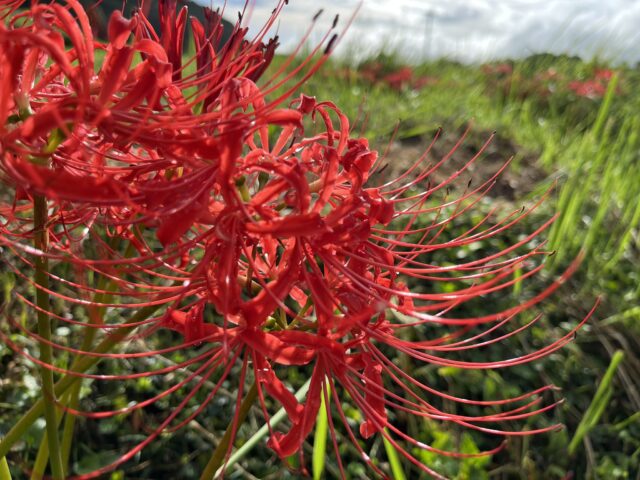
513 266 523 296
437 366 461 377
383 429 407 480
313 383 330 480
1 457 12 480
568 350 625 455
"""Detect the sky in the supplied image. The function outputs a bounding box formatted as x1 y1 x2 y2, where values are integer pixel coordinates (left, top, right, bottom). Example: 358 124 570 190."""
194 0 640 64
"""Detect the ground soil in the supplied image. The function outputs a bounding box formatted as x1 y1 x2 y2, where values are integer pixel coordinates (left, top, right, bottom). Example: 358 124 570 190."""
374 127 546 201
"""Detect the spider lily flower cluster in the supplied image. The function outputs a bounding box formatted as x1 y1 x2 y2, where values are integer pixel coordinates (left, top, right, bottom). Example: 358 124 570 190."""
0 1 591 479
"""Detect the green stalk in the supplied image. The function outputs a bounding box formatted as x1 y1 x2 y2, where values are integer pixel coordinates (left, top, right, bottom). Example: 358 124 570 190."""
58 344 93 475
200 382 259 480
33 194 64 480
591 74 619 141
614 411 640 432
0 305 158 460
31 392 69 480
31 430 51 480
59 239 128 474
0 457 11 480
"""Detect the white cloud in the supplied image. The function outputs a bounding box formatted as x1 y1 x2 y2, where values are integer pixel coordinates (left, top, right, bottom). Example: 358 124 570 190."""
193 0 640 64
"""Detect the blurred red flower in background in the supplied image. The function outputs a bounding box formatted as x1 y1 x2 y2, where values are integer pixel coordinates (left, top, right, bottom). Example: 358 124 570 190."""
568 79 607 98
568 68 617 99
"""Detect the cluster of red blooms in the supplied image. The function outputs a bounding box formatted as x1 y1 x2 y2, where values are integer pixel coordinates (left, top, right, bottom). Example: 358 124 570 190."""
482 63 561 102
567 68 615 99
359 61 436 91
483 62 617 101
0 1 592 479
480 63 514 77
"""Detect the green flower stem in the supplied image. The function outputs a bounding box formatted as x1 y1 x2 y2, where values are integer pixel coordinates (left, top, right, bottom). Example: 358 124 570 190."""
58 343 94 475
31 392 69 480
200 382 260 480
0 457 12 480
31 431 51 480
33 194 64 480
59 239 129 475
0 305 158 460
33 255 120 477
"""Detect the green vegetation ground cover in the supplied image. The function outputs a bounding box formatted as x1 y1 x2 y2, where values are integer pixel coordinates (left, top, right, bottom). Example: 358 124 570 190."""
1 51 639 479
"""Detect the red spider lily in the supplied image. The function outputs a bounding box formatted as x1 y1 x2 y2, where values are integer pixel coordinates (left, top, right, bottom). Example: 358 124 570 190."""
566 68 618 99
412 74 438 90
568 79 607 98
2 89 593 479
594 68 613 82
382 66 414 91
481 63 513 76
358 61 429 92
0 0 338 227
155 96 592 478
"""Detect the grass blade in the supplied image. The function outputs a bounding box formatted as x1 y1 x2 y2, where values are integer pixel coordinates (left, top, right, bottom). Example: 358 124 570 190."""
312 382 330 480
383 429 407 480
568 350 625 455
0 457 11 480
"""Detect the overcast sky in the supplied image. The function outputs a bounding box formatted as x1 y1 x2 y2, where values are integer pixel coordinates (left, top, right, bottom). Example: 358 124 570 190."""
195 0 640 64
